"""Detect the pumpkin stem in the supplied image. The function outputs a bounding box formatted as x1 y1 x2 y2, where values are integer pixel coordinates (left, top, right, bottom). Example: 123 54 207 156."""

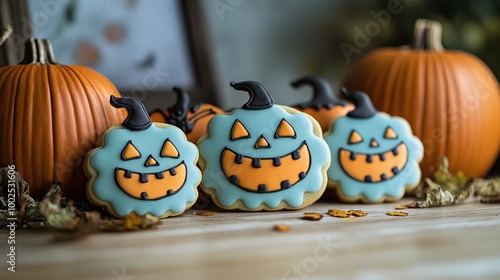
110 95 152 131
291 75 348 110
411 19 444 51
19 38 58 65
340 87 377 118
230 81 274 110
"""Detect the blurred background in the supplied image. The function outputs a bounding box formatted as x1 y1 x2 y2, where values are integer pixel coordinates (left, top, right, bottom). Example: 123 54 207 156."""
1 0 499 174
6 0 498 108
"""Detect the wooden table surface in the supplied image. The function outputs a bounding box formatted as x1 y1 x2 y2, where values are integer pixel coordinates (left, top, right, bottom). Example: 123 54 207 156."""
1 196 500 280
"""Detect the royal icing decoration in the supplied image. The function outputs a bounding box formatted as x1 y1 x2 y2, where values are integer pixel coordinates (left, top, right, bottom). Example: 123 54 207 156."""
85 96 201 218
198 81 331 210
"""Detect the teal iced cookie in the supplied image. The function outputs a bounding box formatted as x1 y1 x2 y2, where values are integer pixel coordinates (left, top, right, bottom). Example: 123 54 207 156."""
198 81 330 211
324 88 423 203
84 96 201 218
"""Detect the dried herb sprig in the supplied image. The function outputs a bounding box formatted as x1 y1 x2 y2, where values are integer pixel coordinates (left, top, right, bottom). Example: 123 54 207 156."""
410 157 473 208
473 177 500 203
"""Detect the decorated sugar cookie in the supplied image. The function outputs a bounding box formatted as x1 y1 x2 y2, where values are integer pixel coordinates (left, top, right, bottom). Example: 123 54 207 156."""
150 87 225 143
84 96 201 218
291 75 354 132
198 81 331 211
324 88 423 203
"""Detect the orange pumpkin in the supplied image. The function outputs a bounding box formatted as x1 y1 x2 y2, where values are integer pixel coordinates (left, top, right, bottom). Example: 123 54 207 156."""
150 87 224 143
0 38 127 200
291 76 354 132
342 19 500 178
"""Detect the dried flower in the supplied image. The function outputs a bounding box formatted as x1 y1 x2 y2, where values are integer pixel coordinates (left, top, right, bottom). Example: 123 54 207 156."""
349 209 368 217
327 209 351 218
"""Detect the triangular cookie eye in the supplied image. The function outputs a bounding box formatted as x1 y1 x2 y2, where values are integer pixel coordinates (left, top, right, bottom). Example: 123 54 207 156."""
161 139 180 158
275 119 296 138
384 127 398 139
231 120 251 140
122 141 141 160
348 130 363 144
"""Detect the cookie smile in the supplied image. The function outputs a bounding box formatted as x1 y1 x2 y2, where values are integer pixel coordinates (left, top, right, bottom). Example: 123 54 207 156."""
115 161 187 200
339 142 408 183
221 142 311 193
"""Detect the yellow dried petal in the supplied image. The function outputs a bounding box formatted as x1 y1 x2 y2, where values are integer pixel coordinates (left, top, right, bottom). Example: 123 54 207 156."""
123 212 160 230
123 212 142 230
327 209 352 218
349 209 368 217
386 211 409 217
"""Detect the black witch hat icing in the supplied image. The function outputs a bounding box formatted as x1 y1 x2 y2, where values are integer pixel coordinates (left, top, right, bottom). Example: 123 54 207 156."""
230 81 274 110
110 95 152 131
291 76 348 110
340 87 377 119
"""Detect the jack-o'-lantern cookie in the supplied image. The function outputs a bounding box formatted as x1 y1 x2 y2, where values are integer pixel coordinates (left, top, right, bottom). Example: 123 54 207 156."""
84 96 201 218
150 87 225 143
324 88 423 203
291 75 354 132
197 81 331 211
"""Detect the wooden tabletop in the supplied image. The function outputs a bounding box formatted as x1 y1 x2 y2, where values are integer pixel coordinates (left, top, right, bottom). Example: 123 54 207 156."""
2 196 500 280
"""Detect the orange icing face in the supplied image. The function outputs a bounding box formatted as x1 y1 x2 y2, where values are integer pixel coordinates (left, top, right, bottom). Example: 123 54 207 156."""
115 139 187 200
339 142 408 183
219 118 312 193
221 142 311 192
338 127 408 183
116 162 187 200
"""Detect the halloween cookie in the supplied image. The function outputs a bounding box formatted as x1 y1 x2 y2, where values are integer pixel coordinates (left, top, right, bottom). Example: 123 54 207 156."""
324 88 423 203
197 81 331 211
291 75 354 132
84 96 201 218
150 87 225 143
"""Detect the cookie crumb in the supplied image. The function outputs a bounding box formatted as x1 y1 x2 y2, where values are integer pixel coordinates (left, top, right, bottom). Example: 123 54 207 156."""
193 211 216 216
273 224 291 232
394 205 407 210
303 212 323 221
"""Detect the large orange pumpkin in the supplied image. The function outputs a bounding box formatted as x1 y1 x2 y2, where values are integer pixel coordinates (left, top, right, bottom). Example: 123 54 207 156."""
0 38 126 200
150 87 224 143
343 19 500 178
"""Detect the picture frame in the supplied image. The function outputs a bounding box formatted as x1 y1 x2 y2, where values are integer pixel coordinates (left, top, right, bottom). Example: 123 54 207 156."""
0 0 218 109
